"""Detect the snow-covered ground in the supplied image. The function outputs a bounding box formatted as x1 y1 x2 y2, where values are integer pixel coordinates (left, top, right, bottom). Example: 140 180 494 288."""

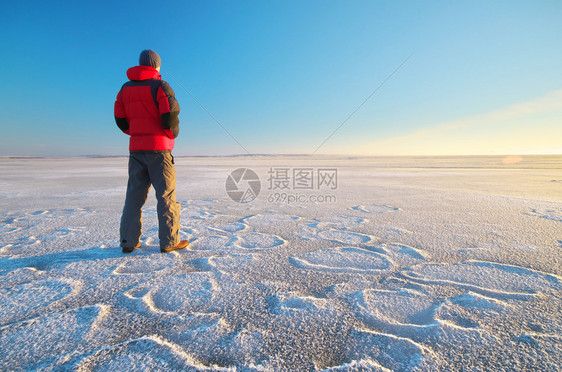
0 155 561 371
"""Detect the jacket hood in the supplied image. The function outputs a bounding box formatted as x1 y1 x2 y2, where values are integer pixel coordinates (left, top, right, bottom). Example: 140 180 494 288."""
127 65 162 81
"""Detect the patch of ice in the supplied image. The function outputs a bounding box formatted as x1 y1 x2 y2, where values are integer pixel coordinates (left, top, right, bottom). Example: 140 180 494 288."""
379 243 427 267
527 208 562 222
385 227 413 236
241 213 300 226
180 209 216 220
268 292 330 314
190 235 234 251
352 289 438 327
401 261 561 297
350 204 400 214
434 292 505 329
307 215 368 230
113 254 176 275
209 254 254 272
325 329 428 371
290 247 393 273
316 229 373 245
0 278 76 325
0 305 107 370
207 222 247 234
188 255 254 277
234 232 285 249
126 272 215 314
165 316 265 369
74 335 216 371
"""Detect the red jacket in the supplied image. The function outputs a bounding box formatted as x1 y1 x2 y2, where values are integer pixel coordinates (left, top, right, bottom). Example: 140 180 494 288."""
114 66 180 151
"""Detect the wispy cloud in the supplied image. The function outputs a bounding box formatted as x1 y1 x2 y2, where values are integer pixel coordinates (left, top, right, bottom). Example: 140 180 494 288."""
354 89 562 155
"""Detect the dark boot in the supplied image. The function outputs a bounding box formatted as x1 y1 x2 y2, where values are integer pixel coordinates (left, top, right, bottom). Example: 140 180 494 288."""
122 242 141 254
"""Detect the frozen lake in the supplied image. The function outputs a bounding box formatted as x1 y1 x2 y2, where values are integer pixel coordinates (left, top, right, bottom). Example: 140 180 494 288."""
0 155 561 370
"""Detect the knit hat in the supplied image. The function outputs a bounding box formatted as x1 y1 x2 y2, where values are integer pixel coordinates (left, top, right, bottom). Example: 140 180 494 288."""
139 49 161 68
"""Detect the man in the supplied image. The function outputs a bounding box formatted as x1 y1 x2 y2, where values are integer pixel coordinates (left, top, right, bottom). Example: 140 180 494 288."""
114 49 189 253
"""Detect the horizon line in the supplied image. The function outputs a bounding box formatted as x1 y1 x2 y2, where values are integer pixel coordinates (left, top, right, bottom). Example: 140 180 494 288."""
2 153 562 159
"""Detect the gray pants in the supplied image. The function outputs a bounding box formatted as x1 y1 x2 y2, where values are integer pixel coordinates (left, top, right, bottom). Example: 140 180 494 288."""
120 151 180 250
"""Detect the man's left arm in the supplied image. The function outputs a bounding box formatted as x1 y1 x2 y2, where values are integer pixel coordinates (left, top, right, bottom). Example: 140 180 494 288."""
157 81 180 138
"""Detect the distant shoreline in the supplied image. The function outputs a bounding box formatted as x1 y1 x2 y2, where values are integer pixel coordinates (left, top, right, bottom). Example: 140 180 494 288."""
1 154 560 171
1 154 561 159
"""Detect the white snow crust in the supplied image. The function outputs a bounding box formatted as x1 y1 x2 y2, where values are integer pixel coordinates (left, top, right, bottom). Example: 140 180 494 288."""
0 155 561 371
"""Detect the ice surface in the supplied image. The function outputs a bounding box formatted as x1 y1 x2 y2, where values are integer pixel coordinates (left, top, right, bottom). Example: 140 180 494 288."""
290 247 393 273
0 155 561 371
75 336 214 371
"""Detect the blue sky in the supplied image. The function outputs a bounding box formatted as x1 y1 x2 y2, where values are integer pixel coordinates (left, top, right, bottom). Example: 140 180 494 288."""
1 0 561 156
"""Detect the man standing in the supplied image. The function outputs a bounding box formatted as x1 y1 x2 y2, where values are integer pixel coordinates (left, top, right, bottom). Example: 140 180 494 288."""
114 49 189 253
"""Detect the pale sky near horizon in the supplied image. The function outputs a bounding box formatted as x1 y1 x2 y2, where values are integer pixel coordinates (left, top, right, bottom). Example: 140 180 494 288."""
0 0 560 156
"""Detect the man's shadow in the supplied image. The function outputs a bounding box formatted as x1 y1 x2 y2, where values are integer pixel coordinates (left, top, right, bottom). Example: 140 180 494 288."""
0 244 163 272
